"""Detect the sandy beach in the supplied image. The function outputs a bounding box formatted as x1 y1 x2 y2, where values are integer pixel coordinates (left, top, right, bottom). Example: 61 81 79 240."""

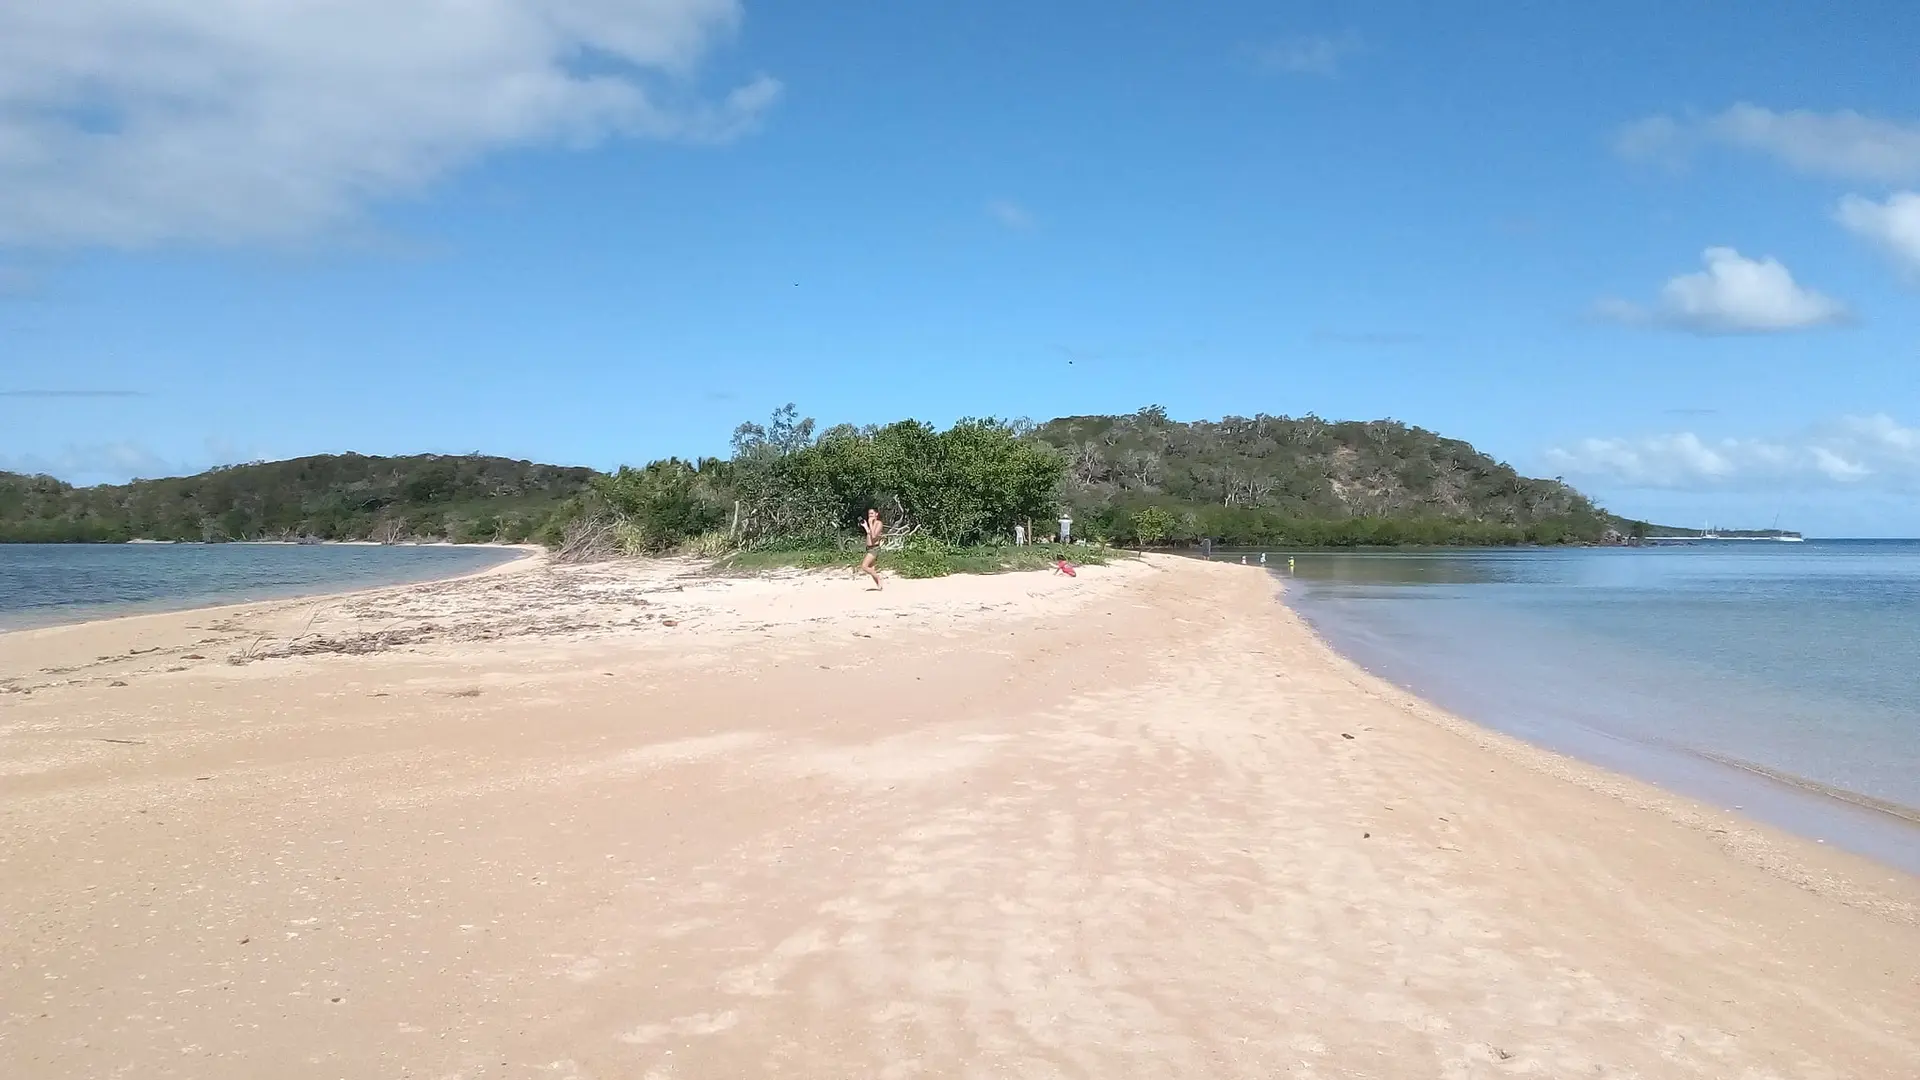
2 553 1916 1079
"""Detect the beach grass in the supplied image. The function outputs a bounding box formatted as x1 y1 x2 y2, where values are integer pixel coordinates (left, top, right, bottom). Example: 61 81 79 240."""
714 542 1126 578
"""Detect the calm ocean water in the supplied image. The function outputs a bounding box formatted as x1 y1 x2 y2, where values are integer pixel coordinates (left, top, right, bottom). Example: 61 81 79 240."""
0 543 524 631
1260 540 1920 873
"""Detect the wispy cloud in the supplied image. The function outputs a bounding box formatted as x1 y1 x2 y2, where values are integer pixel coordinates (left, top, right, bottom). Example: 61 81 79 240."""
1611 115 1688 169
1252 33 1362 77
0 441 183 484
1613 105 1920 183
0 389 146 398
1595 247 1848 334
1545 415 1920 493
986 199 1034 230
1836 191 1920 276
0 0 781 249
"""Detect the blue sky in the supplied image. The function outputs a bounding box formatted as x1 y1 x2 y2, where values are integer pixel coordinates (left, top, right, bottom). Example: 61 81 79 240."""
2 1 1918 534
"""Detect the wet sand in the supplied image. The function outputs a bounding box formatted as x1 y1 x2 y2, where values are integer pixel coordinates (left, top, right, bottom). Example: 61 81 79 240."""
2 553 1916 1078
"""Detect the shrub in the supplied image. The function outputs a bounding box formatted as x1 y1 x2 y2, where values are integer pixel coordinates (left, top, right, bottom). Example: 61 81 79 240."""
591 458 729 554
1132 506 1176 544
894 536 959 578
679 530 733 557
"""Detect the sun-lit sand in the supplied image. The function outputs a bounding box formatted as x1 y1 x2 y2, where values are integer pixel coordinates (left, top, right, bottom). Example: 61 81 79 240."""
2 553 1916 1078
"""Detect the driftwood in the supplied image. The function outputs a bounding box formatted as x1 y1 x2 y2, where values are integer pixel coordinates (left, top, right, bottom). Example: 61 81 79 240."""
555 517 620 563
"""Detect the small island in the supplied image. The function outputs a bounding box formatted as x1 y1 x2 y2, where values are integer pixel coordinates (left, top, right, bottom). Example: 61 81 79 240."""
1609 519 1805 544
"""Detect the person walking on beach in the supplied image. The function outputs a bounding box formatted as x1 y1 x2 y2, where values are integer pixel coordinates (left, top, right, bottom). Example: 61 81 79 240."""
859 508 885 590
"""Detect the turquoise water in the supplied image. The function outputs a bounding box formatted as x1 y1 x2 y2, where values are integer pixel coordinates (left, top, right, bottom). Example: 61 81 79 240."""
1259 541 1920 874
0 543 524 631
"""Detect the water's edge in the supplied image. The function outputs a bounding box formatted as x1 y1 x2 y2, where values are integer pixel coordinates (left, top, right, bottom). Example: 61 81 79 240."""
1273 580 1920 877
0 545 535 634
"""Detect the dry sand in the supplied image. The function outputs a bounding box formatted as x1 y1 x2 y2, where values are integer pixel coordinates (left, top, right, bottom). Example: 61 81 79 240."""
2 553 1916 1079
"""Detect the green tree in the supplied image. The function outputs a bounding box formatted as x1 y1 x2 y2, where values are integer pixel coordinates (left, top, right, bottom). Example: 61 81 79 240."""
1133 506 1176 544
591 459 729 553
721 409 1065 549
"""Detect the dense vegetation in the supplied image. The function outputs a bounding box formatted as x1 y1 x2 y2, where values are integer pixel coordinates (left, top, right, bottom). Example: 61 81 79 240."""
1603 517 1799 541
570 409 1065 574
1 405 1623 555
0 454 594 543
1034 407 1609 546
717 541 1113 579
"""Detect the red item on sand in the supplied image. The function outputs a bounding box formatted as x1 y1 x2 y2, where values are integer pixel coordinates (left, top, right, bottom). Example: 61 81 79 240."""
1055 560 1077 576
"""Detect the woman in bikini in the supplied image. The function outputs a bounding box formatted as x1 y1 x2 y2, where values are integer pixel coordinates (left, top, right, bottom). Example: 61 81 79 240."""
859 508 884 590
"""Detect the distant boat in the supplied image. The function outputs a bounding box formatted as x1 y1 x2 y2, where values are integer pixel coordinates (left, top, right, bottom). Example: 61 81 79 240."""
1775 534 1805 542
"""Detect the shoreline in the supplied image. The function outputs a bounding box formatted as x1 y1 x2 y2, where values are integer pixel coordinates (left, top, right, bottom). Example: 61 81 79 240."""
1685 746 1920 827
3 555 1916 1075
0 542 543 637
1271 583 1918 919
1274 572 1920 878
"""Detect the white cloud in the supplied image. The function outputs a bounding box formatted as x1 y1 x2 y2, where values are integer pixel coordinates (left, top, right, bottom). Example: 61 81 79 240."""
1545 415 1920 493
986 199 1033 230
1253 34 1361 77
1836 191 1920 274
1614 104 1920 182
0 0 779 248
1596 247 1848 334
1611 115 1685 166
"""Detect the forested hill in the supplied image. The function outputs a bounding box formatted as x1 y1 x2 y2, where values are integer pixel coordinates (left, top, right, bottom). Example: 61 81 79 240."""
1032 408 1609 545
0 454 595 543
2 408 1617 547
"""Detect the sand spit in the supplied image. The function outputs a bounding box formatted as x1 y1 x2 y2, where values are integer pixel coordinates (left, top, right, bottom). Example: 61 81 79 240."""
2 554 1915 1078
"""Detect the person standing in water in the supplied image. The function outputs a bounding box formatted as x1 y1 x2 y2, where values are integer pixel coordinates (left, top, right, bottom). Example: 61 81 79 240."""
859 508 885 590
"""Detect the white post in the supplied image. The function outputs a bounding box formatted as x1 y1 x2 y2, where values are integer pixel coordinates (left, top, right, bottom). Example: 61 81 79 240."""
1058 516 1072 544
